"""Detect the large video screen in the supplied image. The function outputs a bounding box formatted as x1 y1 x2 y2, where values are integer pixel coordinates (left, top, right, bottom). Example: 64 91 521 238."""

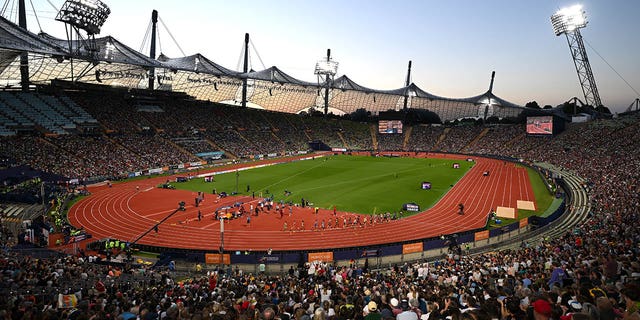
526 116 553 135
378 120 403 134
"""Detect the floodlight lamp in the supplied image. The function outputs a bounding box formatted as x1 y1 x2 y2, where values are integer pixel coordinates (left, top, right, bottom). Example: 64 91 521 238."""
551 4 587 36
56 0 111 35
314 57 339 76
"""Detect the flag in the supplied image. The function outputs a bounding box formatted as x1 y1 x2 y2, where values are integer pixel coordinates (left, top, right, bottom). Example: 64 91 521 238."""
58 294 77 308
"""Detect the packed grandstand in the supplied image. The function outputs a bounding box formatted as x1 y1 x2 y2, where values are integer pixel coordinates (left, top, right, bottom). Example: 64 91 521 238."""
1 5 640 320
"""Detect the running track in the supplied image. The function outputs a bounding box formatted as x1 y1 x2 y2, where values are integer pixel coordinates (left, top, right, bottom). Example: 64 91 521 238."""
68 154 535 251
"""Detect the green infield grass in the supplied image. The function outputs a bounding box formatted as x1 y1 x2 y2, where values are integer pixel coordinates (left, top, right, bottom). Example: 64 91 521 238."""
173 155 474 214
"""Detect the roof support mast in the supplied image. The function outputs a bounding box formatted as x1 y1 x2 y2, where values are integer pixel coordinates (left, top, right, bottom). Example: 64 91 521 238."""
402 60 412 110
482 71 496 123
148 10 158 90
241 33 249 108
18 0 29 91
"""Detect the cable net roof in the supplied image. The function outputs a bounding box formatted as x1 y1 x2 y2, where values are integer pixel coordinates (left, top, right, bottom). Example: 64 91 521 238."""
0 17 526 120
0 16 66 55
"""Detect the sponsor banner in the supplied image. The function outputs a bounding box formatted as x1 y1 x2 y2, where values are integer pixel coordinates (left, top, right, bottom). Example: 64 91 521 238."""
42 227 49 245
205 253 230 265
195 151 224 159
68 233 88 243
190 161 203 167
332 148 347 152
308 251 333 262
402 242 423 254
128 173 136 178
519 218 529 228
149 168 163 174
361 249 379 257
403 203 420 212
474 230 490 241
69 178 79 184
134 171 142 177
177 164 185 169
297 151 308 154
162 166 169 171
267 153 278 157
183 163 191 169
259 256 280 263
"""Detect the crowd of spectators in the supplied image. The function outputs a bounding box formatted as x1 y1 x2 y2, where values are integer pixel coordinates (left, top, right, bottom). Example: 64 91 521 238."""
464 125 524 156
376 134 404 152
405 126 443 152
2 108 640 319
340 122 372 151
172 137 217 156
434 126 485 153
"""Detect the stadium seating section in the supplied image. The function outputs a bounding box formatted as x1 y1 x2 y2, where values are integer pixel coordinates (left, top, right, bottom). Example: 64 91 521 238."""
1 90 639 319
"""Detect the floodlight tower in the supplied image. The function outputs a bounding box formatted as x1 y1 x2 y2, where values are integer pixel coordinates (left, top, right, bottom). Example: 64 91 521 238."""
56 0 111 79
314 49 339 115
551 4 602 108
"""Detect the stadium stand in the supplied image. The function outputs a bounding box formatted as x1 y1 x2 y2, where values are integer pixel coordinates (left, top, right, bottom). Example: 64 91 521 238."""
1 102 640 318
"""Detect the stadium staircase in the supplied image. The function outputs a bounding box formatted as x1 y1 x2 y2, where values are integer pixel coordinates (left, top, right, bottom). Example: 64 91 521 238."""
431 127 450 150
504 132 526 150
337 131 349 149
269 131 286 153
234 130 258 153
203 138 229 157
165 138 204 162
402 126 413 151
104 135 140 160
461 127 489 153
370 124 378 151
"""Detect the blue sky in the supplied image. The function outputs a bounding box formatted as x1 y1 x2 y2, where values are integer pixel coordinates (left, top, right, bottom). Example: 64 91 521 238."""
15 0 640 113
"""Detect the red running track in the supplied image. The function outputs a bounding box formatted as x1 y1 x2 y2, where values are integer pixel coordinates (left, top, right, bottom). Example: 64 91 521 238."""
68 154 535 251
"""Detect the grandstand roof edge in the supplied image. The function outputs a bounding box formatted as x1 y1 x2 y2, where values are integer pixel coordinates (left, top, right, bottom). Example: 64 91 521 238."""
37 32 160 67
332 75 406 95
158 53 241 77
245 66 319 87
0 16 66 55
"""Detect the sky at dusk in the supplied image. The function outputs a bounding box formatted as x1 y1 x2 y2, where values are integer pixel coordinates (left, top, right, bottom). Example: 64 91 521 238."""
11 0 640 113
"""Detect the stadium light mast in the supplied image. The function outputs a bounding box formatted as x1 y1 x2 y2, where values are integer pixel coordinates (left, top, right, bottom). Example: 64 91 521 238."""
315 49 338 115
551 4 602 108
403 60 412 110
148 10 158 90
56 0 111 81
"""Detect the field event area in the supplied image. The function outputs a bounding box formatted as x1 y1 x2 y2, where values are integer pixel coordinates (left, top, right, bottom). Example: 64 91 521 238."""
175 155 473 215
